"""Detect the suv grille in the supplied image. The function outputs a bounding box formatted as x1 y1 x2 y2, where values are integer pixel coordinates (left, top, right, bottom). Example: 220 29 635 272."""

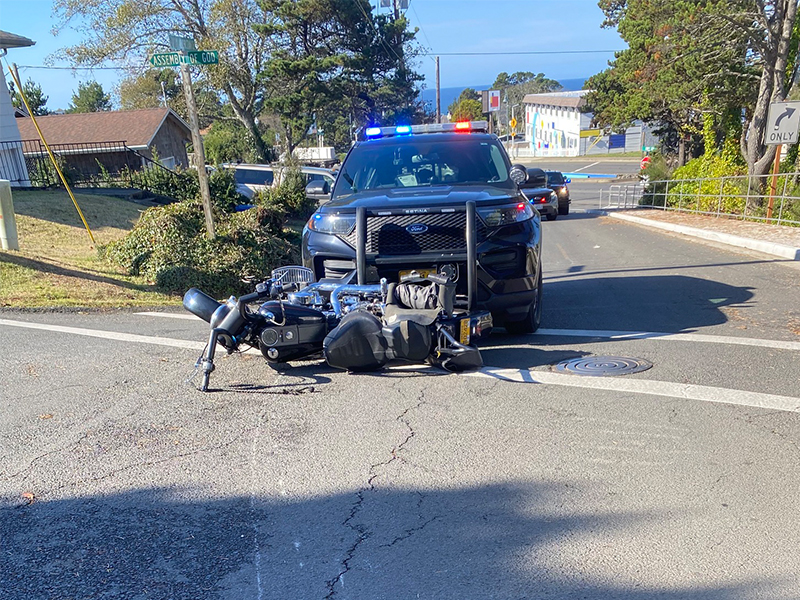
339 212 485 255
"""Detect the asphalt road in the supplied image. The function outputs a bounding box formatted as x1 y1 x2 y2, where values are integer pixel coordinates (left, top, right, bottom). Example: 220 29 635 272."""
517 156 645 177
2 184 800 599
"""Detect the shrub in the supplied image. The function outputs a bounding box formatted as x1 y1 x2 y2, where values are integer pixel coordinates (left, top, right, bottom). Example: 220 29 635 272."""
103 200 299 298
253 166 316 220
207 168 247 212
664 152 748 215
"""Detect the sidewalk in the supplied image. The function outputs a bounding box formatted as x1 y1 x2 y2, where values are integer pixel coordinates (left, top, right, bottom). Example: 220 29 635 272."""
606 209 800 261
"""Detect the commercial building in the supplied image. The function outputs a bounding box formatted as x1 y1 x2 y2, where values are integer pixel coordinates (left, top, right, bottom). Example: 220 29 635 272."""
521 91 657 157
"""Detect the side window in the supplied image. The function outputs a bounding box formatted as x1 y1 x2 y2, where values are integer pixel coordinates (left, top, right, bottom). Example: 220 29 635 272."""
235 168 274 185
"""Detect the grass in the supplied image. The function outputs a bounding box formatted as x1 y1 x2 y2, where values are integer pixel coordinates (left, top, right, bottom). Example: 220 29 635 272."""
0 190 178 309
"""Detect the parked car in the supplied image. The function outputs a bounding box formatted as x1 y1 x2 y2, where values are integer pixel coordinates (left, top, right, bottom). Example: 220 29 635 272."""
223 163 336 203
301 121 544 334
545 170 571 215
519 167 559 221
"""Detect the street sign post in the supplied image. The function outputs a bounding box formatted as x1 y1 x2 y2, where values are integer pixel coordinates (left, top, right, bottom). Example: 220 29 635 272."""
148 39 219 238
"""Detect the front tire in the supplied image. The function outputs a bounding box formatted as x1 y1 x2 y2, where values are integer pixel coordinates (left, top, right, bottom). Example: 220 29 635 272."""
558 203 570 216
504 270 543 334
546 212 558 221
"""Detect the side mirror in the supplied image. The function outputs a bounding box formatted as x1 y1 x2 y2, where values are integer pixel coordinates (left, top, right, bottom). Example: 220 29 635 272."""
305 180 330 195
510 164 528 185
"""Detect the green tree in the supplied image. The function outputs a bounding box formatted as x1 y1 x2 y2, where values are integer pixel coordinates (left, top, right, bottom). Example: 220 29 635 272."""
258 0 423 153
118 68 221 127
588 0 799 175
54 0 274 161
492 71 562 132
9 78 49 115
67 80 112 113
447 88 483 122
119 69 182 111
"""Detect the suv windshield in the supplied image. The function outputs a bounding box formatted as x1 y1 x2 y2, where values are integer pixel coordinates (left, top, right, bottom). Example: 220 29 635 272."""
546 172 565 185
333 137 512 200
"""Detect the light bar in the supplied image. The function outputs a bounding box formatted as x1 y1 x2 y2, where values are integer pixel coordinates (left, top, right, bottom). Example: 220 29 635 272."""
363 121 490 139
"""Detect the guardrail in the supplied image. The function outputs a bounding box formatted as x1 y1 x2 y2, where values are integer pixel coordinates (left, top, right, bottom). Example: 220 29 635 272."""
600 173 800 226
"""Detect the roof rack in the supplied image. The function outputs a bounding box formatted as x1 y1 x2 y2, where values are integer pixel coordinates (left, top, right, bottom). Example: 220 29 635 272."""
364 121 489 139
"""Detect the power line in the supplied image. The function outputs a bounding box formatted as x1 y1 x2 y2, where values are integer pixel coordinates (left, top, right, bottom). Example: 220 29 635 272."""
420 50 620 56
14 64 131 70
407 0 437 63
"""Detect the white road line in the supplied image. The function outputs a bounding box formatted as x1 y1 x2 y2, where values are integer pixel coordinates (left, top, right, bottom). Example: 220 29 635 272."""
135 311 200 320
134 314 800 352
471 368 800 414
0 318 206 351
534 328 800 351
3 318 798 412
571 161 600 173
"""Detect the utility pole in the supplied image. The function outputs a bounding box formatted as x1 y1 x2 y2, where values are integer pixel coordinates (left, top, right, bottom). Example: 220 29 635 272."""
435 56 441 123
180 61 215 239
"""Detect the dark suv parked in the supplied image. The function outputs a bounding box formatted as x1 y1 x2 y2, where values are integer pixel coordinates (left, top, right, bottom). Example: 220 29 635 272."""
301 122 543 333
545 170 571 215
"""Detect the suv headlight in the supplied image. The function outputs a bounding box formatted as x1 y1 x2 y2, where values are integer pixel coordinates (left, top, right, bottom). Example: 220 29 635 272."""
307 212 356 234
477 202 535 227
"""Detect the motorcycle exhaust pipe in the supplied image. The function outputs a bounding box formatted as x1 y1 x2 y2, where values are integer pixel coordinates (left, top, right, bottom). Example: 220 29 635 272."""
183 288 222 323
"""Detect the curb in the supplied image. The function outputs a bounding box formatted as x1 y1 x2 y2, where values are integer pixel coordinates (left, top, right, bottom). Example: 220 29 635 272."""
606 212 800 261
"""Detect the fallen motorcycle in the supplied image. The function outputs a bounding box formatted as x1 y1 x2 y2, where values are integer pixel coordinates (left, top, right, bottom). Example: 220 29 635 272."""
183 266 492 391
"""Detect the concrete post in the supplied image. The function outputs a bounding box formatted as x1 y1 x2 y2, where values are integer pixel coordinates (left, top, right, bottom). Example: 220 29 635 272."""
0 179 20 250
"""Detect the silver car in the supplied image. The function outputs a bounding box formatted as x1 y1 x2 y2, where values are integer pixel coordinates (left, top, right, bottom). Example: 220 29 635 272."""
224 164 336 202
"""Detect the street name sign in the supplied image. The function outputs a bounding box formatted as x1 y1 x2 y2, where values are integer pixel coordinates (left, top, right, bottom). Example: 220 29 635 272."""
149 51 219 67
765 101 800 145
150 53 182 67
168 34 196 52
184 50 219 65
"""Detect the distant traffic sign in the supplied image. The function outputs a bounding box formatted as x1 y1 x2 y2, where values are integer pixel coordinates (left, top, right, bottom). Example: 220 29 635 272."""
149 50 219 67
509 117 518 129
765 101 800 145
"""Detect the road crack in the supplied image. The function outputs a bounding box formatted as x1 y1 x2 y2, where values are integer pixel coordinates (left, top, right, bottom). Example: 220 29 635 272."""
323 390 426 599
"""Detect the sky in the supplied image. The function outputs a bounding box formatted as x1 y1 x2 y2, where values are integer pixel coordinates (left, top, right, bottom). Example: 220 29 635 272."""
0 0 625 112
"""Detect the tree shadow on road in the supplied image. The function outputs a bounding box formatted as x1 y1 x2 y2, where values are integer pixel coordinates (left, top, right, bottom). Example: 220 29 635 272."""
1 484 790 600
539 274 754 333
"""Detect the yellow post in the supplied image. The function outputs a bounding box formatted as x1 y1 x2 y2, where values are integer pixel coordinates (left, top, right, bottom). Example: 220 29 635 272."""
5 60 96 245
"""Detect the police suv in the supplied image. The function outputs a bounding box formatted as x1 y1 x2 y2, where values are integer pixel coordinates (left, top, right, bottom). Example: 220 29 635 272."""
301 121 545 333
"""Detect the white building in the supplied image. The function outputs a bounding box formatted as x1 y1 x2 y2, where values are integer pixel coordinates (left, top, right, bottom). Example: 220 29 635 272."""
522 90 657 157
0 30 35 186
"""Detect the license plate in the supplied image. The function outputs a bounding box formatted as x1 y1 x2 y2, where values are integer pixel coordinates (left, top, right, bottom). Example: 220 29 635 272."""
459 318 470 345
399 269 435 280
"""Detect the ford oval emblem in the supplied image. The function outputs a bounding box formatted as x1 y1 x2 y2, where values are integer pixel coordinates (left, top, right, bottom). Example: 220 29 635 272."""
406 223 428 234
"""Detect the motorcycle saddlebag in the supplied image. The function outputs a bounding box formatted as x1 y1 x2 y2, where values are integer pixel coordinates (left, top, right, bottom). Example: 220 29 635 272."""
323 310 389 371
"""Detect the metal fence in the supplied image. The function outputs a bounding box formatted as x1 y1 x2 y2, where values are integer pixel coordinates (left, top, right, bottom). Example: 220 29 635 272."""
0 139 184 195
600 172 800 226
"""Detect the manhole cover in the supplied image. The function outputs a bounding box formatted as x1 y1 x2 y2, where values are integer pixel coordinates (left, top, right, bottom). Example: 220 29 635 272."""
553 356 653 377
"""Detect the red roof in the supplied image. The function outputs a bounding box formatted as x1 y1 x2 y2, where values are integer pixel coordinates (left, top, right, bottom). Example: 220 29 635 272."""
14 108 190 148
